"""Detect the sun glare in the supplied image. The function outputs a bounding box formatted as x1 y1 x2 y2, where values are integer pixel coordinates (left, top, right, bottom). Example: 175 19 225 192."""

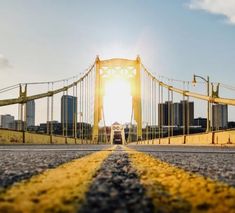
103 77 132 125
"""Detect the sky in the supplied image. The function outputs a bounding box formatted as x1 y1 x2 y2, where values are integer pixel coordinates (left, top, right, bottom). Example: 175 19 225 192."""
0 0 235 124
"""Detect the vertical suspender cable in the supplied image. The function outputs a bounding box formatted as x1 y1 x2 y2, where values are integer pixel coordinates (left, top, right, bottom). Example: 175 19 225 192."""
50 83 54 143
18 104 20 131
75 81 78 143
146 74 148 141
85 75 88 142
154 79 157 140
168 86 170 138
149 75 151 141
87 74 90 141
143 70 146 140
87 76 89 142
72 80 75 139
47 83 50 134
81 79 84 143
84 76 86 142
62 81 65 137
24 102 27 132
65 82 68 139
182 81 185 136
79 79 82 142
152 78 155 140
171 90 174 137
161 84 164 138
151 77 154 142
21 104 23 131
158 82 161 143
187 82 190 135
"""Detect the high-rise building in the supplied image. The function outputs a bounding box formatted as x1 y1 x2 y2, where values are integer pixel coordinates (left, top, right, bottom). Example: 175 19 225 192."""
61 95 77 126
158 101 173 126
173 103 181 126
0 114 14 129
212 104 228 130
26 100 35 127
158 100 194 128
180 100 194 127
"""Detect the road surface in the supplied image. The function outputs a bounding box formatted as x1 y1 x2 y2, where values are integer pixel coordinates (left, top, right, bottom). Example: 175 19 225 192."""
0 144 235 212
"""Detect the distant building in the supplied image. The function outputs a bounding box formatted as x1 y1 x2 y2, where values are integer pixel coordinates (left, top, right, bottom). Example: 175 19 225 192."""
212 104 228 130
173 103 181 126
13 120 25 131
194 117 207 129
158 101 173 126
158 100 194 128
26 100 35 127
180 100 194 127
61 95 77 129
0 114 14 129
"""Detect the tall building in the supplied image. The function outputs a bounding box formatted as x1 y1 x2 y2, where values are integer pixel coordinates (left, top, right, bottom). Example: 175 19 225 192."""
173 103 181 126
180 100 194 127
13 120 25 131
158 101 173 126
26 100 35 127
61 95 77 126
158 100 194 127
0 114 14 129
212 104 228 130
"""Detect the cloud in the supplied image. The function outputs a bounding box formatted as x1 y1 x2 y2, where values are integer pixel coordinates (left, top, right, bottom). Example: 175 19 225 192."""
188 0 235 25
0 54 11 69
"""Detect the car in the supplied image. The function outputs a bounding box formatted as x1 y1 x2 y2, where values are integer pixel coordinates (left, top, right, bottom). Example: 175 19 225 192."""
113 131 122 144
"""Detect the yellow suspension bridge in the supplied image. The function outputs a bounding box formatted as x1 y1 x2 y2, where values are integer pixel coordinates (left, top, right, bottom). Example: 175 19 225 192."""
0 57 235 213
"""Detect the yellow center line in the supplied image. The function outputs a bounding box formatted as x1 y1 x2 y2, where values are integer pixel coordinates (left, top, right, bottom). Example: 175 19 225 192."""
0 147 114 213
125 147 235 213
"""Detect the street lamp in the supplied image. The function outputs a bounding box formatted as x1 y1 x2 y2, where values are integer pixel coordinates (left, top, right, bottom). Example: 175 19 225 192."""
192 74 211 132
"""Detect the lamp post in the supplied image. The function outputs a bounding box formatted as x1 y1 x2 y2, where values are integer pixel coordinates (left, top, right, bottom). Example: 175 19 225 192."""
192 74 211 132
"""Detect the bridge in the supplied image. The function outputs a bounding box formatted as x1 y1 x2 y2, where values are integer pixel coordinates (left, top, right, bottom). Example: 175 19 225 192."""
0 57 235 212
0 56 235 145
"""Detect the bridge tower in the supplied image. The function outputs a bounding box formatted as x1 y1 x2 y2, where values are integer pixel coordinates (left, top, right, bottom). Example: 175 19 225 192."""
92 56 142 142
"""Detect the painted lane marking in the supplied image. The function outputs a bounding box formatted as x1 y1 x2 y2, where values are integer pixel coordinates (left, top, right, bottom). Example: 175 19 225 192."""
0 148 113 213
126 147 235 213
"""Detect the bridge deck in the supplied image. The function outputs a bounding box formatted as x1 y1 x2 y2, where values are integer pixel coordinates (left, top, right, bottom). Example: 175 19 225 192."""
0 145 235 212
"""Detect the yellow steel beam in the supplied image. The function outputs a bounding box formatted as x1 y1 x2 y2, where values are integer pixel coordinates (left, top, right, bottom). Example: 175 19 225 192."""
133 56 142 139
0 63 95 107
142 64 235 106
99 58 136 68
92 57 102 142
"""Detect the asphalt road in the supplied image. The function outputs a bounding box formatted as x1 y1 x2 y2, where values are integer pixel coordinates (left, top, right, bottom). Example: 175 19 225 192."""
0 144 235 212
1 144 235 188
128 145 235 187
0 144 111 188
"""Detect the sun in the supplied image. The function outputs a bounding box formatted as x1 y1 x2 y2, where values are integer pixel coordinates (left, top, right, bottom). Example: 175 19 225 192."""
103 77 132 125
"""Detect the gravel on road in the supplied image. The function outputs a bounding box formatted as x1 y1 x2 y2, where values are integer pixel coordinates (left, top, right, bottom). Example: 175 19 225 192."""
79 146 154 213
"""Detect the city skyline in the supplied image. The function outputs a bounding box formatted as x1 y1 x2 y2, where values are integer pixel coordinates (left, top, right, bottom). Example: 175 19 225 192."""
0 0 235 124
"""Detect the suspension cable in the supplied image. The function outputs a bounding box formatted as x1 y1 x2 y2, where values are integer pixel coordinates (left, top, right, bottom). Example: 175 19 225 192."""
158 82 161 143
187 82 190 135
182 81 186 136
50 83 54 142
